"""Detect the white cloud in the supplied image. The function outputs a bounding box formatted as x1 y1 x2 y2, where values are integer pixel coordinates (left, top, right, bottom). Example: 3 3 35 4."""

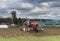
0 0 60 19
24 6 60 19
30 7 42 12
19 3 33 9
39 1 60 7
16 7 60 19
30 7 49 15
7 2 33 11
40 2 50 7
0 0 22 8
0 0 7 8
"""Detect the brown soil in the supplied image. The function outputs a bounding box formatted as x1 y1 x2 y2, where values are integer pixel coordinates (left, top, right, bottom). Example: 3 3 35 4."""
0 27 60 38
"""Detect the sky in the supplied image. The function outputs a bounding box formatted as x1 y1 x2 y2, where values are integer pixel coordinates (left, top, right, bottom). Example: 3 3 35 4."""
0 0 60 19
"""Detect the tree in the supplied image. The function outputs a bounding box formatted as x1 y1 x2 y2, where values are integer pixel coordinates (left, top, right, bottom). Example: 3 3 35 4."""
11 11 18 24
18 18 23 26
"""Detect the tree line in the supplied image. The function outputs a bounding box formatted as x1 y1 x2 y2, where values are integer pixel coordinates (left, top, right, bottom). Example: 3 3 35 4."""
0 18 24 26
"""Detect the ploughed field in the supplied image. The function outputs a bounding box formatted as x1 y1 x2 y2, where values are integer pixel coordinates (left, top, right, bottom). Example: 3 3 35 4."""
0 27 60 38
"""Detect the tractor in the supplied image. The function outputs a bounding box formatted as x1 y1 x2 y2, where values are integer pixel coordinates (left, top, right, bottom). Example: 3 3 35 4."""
19 21 44 32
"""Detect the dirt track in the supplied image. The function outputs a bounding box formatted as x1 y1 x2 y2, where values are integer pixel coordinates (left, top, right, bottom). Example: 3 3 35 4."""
0 27 60 38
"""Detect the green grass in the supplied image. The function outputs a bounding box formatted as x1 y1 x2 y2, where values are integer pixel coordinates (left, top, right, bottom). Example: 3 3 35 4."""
0 35 60 41
0 27 60 41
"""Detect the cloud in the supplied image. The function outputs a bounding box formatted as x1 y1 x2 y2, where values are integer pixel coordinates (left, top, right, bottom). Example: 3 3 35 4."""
0 0 23 8
7 2 33 15
0 0 7 8
0 0 60 19
30 7 49 14
24 0 54 3
7 2 33 9
37 7 60 19
8 6 60 19
38 1 60 7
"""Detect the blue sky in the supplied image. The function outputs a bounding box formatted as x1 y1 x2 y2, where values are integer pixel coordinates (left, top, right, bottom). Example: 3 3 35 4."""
0 0 60 19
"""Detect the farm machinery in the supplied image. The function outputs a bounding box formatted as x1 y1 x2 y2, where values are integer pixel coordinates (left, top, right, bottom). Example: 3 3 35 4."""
19 21 44 32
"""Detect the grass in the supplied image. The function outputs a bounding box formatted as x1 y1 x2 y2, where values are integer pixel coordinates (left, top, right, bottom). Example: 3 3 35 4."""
0 27 60 41
0 35 60 41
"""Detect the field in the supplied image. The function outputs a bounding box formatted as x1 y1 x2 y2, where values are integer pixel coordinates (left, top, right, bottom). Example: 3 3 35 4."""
0 27 60 41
